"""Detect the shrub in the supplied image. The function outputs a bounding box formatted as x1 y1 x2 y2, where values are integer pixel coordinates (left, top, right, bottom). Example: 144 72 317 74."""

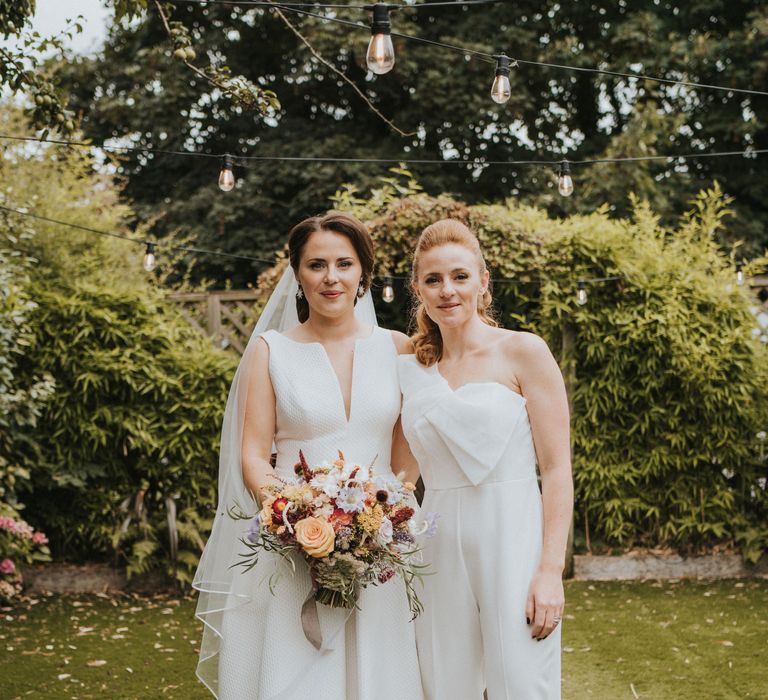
336 177 768 560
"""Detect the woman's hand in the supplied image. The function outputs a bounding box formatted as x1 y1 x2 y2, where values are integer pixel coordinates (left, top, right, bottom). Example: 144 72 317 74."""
525 565 565 641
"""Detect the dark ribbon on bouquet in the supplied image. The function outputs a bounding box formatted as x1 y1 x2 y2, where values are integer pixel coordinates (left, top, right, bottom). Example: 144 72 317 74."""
301 587 324 651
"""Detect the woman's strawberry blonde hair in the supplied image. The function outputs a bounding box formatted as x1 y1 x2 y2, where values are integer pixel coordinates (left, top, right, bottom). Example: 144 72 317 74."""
411 219 497 366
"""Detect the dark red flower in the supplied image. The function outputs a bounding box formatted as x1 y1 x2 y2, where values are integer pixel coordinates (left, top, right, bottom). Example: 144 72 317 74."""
272 498 289 519
390 506 414 527
298 450 315 482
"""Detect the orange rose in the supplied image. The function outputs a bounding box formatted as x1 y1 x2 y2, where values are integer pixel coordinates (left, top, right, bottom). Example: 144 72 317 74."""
294 517 335 558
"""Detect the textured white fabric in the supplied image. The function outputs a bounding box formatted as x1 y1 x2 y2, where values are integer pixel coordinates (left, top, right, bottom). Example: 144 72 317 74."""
214 328 423 700
192 263 383 699
399 355 562 700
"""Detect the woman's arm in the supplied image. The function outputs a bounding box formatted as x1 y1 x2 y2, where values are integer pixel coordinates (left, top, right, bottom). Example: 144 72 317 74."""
389 330 420 484
241 337 280 499
508 332 573 640
391 416 420 484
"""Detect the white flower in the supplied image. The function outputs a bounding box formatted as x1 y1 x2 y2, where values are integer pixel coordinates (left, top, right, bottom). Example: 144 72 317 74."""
336 486 367 513
372 474 403 504
311 472 341 498
377 518 393 545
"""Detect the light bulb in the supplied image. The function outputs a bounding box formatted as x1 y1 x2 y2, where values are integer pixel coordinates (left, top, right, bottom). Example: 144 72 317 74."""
491 54 512 104
367 4 395 75
558 160 574 197
218 154 235 192
736 261 744 286
143 243 156 272
577 280 588 306
382 276 395 304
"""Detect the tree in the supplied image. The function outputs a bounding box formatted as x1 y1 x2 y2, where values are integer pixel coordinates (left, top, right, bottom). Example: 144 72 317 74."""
0 0 277 136
0 106 237 582
54 0 768 288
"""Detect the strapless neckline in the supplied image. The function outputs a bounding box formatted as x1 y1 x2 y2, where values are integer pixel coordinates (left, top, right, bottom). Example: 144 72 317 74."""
430 362 526 403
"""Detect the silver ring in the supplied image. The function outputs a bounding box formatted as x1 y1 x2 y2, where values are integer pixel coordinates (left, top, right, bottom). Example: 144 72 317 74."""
553 616 562 625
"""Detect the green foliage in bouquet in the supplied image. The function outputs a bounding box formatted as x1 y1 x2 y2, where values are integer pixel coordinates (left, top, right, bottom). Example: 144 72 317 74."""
337 173 768 562
0 107 237 584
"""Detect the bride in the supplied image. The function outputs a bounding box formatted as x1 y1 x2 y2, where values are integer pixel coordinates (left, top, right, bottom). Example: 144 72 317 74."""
192 212 423 699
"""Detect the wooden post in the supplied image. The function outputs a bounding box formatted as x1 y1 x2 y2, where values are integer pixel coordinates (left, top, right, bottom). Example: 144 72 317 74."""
207 293 221 344
560 322 577 579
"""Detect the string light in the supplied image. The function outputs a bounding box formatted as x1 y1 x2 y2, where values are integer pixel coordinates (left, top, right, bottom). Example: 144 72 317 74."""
491 53 512 104
558 160 574 197
382 275 395 303
736 260 745 287
576 279 588 306
367 3 396 75
143 243 157 272
2 134 766 173
218 154 235 192
253 1 768 99
1 207 761 311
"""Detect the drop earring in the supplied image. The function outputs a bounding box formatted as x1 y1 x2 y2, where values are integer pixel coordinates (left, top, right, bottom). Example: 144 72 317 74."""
296 284 304 300
357 283 366 298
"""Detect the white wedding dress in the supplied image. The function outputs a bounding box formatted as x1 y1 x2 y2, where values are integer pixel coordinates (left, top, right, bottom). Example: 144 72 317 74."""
399 355 561 700
215 327 423 699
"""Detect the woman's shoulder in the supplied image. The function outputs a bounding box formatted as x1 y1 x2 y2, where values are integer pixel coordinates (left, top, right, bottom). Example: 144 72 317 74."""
380 328 414 356
497 329 556 369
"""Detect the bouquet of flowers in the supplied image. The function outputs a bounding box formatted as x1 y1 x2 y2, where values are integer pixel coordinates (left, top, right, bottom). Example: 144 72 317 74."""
230 450 435 619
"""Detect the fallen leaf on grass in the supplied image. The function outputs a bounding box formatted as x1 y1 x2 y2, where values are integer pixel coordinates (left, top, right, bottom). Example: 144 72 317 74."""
57 674 71 681
86 660 107 667
718 640 734 647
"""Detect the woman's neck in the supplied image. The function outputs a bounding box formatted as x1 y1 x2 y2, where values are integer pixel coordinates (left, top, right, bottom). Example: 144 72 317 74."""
302 310 366 343
438 314 493 363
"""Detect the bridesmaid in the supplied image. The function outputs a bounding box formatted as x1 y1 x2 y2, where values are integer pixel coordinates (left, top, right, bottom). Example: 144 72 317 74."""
395 219 573 699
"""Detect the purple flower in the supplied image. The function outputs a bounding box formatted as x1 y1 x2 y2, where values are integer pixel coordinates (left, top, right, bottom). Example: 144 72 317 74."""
423 512 440 539
246 515 262 544
393 530 414 545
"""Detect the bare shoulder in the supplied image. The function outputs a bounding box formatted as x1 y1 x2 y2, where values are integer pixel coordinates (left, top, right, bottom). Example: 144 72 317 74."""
499 330 555 367
386 329 415 355
246 334 271 373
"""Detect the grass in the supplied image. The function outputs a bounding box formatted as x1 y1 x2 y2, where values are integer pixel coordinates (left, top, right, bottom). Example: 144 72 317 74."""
0 579 766 699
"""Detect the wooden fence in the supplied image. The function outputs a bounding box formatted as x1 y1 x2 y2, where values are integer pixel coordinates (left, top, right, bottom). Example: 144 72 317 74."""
167 289 262 355
170 276 768 356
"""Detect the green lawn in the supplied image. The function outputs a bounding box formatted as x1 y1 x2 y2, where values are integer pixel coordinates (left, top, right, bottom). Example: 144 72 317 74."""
1 579 766 699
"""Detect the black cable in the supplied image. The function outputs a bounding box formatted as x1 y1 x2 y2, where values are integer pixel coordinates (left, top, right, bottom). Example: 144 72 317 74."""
0 204 632 287
173 1 503 9
3 133 767 168
264 4 768 96
0 204 278 265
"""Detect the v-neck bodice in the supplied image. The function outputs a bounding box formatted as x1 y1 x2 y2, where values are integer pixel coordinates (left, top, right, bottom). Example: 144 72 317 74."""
398 354 538 489
260 328 401 477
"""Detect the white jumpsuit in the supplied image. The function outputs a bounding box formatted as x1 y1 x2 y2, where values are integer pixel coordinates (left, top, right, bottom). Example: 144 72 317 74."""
399 355 561 700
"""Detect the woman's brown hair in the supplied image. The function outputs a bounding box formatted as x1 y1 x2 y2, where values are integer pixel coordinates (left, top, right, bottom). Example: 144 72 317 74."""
411 219 497 366
287 212 375 323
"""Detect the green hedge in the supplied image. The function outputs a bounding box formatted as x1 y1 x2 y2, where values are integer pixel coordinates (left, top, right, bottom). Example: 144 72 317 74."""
338 178 768 562
19 281 236 583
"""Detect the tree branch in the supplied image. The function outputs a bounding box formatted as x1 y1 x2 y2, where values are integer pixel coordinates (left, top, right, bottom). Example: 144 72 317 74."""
153 0 279 115
268 1 415 138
